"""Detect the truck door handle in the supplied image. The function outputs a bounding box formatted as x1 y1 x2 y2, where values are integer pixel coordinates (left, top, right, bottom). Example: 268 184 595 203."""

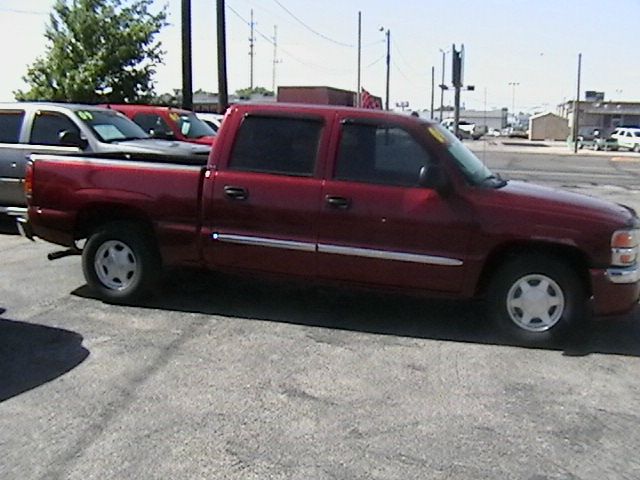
224 185 248 200
325 195 351 209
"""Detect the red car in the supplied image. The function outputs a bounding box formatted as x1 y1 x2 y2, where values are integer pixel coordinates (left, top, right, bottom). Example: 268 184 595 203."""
102 104 216 145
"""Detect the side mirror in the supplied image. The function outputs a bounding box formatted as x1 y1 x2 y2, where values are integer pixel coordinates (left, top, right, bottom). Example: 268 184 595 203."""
59 130 88 149
149 129 175 140
419 164 452 196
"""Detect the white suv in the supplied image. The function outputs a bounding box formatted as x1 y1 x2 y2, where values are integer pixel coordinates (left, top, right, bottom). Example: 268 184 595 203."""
610 127 640 152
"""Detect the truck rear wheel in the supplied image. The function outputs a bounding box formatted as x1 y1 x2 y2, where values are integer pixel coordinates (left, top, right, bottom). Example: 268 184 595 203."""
82 221 160 303
486 255 588 345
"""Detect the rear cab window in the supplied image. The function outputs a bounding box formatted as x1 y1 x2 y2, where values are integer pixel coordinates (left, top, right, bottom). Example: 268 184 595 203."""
228 115 323 177
0 110 26 143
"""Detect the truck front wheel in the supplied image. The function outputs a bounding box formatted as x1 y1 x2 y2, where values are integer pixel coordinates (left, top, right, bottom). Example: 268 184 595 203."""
487 255 588 345
82 221 160 303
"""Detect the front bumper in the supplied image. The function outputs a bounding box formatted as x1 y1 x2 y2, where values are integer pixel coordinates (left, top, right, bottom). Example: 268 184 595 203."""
591 266 640 316
607 265 640 284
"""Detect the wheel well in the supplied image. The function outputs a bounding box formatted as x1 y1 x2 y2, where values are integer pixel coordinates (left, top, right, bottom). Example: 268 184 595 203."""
74 204 156 242
476 242 592 297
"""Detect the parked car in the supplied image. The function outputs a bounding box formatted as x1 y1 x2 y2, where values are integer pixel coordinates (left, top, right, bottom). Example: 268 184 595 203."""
21 103 640 346
610 127 640 152
196 112 225 133
576 128 619 151
0 102 210 217
441 118 484 140
103 104 217 145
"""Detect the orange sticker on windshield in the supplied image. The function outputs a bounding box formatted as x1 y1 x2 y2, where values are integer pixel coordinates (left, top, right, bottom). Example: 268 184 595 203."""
428 126 447 144
169 112 180 121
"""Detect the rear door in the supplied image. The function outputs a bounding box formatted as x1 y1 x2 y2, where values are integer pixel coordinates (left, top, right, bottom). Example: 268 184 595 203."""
317 118 472 293
0 108 28 206
203 113 327 277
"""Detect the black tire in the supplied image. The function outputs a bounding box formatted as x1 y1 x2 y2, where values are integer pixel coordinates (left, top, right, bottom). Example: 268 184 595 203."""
633 144 640 153
486 255 588 345
82 221 161 303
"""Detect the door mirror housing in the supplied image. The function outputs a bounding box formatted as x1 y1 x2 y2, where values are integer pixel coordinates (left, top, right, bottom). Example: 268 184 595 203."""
59 130 88 149
419 164 452 196
149 129 175 140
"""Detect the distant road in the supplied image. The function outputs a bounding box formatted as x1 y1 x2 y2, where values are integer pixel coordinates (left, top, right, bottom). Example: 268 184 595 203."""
469 145 640 189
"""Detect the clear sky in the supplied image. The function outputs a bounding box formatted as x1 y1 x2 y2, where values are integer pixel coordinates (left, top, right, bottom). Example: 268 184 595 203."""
1 0 639 113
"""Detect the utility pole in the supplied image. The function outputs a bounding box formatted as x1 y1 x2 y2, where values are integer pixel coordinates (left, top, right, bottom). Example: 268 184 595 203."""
452 44 464 137
439 48 446 121
384 28 390 110
249 9 255 90
271 25 280 93
181 0 193 110
430 66 435 119
216 0 229 113
573 53 582 154
356 11 362 107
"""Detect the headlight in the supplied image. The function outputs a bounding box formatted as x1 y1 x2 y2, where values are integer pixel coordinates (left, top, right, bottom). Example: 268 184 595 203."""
611 228 639 266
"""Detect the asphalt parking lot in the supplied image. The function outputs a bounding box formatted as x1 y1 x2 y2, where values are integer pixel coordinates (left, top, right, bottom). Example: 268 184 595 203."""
2 166 640 479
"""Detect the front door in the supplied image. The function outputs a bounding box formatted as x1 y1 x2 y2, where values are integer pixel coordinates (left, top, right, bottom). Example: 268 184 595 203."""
318 120 472 293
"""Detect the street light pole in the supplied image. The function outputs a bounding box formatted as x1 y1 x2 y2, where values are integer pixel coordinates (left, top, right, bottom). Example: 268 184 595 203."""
356 11 362 107
508 81 519 120
439 49 446 121
385 28 390 110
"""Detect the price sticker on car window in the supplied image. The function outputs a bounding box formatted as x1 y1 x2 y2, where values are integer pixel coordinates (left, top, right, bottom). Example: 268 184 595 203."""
428 126 447 144
77 111 94 121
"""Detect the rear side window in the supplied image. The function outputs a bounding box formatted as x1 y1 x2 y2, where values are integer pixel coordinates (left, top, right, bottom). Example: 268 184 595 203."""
335 122 432 187
30 111 80 146
0 110 25 143
229 116 323 176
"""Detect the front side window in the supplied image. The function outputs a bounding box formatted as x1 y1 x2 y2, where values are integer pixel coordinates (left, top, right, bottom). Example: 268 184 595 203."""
429 124 493 185
171 112 216 139
0 110 25 143
133 113 173 137
229 116 322 176
335 123 430 187
30 111 80 146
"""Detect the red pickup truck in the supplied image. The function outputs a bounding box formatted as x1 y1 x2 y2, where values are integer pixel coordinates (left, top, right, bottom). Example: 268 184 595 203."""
20 103 640 344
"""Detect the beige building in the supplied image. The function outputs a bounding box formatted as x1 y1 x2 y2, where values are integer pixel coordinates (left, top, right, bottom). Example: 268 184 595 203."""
558 100 640 136
528 112 570 141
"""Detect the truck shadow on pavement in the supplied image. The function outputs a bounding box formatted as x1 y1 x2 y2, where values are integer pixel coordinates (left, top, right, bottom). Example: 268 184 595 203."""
0 310 89 402
74 269 640 357
0 216 19 235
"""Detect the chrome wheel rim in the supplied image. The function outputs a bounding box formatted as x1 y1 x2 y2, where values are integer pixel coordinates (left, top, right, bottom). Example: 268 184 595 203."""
94 240 138 291
506 274 565 332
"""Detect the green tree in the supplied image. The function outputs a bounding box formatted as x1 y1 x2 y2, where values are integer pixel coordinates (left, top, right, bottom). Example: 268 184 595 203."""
15 0 167 103
234 87 275 99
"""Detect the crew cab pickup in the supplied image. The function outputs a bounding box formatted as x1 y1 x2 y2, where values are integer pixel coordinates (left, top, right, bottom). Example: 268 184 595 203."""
21 103 640 344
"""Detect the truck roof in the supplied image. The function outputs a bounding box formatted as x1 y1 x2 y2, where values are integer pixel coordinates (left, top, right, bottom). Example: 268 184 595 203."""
230 102 436 125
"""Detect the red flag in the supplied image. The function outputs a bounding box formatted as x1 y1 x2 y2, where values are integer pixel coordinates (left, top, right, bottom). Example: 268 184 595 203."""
360 88 381 109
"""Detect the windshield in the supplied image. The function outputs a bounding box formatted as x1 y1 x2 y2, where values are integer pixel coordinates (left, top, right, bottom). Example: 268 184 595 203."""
75 109 149 142
169 111 216 139
428 123 496 186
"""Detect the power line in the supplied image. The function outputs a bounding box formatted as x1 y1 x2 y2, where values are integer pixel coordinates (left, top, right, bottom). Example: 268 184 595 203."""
271 0 354 48
227 5 351 74
0 8 47 15
365 54 386 68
